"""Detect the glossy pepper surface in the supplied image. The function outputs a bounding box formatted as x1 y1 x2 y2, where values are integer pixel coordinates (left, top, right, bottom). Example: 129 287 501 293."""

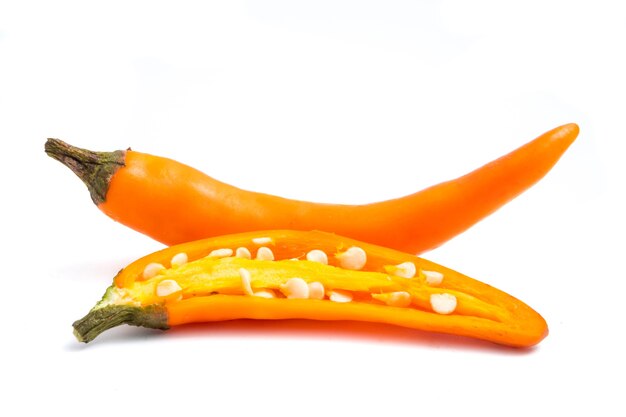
46 124 579 254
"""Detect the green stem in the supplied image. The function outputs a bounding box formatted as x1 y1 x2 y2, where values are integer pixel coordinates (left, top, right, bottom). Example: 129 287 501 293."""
73 305 169 343
45 138 126 205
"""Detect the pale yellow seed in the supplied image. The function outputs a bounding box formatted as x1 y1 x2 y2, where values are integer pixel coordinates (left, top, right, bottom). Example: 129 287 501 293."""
306 249 328 265
253 289 276 299
280 278 309 299
156 279 182 297
372 291 412 307
170 252 188 268
423 270 444 285
329 290 353 303
336 247 367 270
239 268 254 296
430 293 457 314
208 248 234 258
308 282 325 300
252 237 274 245
239 268 276 298
256 246 275 261
392 262 416 279
235 247 252 259
143 263 165 280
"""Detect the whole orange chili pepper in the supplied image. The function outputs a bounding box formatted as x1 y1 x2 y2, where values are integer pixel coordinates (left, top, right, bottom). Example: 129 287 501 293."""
73 230 548 347
46 123 578 254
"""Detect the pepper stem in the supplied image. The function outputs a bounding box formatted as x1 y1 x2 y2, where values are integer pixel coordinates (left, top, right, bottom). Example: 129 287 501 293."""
45 138 126 205
72 305 169 343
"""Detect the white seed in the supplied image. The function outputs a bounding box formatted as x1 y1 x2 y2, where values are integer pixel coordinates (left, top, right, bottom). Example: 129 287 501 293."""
329 290 353 303
156 279 182 297
235 247 252 259
280 278 309 299
308 282 325 300
170 252 188 268
256 246 275 261
306 249 328 265
430 293 457 314
336 247 367 270
391 262 416 279
208 248 234 258
252 237 274 245
423 270 444 285
143 262 165 280
239 268 276 298
239 268 254 296
253 289 277 299
372 291 412 307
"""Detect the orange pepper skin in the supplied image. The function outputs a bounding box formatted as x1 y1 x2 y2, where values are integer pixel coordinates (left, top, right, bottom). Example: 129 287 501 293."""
49 124 578 254
166 295 546 348
93 230 547 348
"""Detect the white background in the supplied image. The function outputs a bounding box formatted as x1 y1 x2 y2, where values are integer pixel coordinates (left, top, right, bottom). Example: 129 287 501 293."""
1 1 624 415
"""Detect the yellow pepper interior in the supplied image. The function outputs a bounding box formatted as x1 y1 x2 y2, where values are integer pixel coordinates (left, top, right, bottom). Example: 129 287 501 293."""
113 254 505 322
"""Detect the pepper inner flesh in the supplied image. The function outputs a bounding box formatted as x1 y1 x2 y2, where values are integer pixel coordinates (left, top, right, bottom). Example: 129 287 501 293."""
107 252 506 323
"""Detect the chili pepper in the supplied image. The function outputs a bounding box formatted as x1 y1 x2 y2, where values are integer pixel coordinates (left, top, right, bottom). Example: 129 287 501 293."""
73 230 548 347
46 123 578 254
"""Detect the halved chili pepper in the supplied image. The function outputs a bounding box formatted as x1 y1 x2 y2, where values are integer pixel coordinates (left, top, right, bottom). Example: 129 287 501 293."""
73 230 548 347
46 123 578 254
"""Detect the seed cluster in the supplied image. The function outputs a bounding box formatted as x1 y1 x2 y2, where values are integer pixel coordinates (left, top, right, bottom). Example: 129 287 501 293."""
142 237 458 315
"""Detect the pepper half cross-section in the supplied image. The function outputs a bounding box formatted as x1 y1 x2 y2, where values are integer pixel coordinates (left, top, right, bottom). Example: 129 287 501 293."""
73 230 548 347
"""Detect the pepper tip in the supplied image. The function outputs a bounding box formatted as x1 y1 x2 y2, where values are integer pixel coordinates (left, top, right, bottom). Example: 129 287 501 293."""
560 122 580 142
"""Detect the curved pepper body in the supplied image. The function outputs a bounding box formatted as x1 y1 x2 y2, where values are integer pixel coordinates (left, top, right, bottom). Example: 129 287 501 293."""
46 124 579 254
73 230 548 347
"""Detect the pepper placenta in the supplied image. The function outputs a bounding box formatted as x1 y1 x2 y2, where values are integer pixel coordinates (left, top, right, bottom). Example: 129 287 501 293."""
45 123 579 254
73 230 548 347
